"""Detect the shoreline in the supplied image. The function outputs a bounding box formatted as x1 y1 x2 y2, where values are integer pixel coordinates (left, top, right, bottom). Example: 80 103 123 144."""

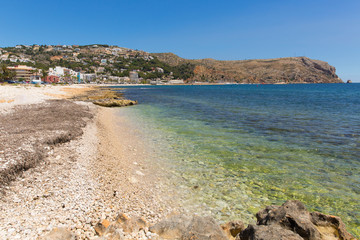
0 85 357 239
0 85 180 239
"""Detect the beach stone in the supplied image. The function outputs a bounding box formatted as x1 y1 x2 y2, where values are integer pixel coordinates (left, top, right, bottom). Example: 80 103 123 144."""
40 227 76 240
95 219 111 236
149 214 228 240
221 220 245 239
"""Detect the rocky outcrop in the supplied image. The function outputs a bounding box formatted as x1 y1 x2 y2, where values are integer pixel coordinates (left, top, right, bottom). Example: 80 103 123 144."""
152 53 343 84
93 99 137 107
40 201 357 240
70 87 138 108
238 200 356 240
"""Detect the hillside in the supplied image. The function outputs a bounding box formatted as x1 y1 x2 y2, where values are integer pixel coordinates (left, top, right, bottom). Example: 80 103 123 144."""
152 53 343 83
0 44 343 83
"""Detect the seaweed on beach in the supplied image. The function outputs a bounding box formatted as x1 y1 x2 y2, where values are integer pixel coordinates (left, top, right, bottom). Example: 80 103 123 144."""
0 99 92 194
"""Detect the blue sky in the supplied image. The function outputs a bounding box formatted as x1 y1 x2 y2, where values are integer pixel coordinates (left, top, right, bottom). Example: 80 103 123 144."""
1 0 359 82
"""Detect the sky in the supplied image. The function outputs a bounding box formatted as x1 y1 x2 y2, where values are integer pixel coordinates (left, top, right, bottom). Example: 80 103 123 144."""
1 0 359 82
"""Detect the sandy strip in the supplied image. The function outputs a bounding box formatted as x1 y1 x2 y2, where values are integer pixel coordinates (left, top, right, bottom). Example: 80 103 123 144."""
92 107 180 223
0 84 93 114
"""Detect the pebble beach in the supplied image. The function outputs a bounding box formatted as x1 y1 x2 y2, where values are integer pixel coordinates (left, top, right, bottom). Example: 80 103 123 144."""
0 84 178 239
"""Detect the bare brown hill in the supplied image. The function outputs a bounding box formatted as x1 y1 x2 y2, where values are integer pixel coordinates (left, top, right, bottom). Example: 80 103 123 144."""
152 53 343 84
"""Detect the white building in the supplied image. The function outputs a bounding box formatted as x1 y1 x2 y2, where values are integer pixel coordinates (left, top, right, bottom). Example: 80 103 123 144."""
49 66 77 77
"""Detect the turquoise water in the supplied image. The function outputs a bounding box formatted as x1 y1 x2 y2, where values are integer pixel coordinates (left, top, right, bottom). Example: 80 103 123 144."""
113 84 360 237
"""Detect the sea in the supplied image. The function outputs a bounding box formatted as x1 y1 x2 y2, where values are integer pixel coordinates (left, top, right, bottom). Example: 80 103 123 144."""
111 84 360 237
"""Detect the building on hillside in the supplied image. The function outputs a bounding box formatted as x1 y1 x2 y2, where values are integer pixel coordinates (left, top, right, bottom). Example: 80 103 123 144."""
82 74 96 83
49 66 78 82
169 79 184 84
44 75 60 83
7 65 39 82
129 71 139 83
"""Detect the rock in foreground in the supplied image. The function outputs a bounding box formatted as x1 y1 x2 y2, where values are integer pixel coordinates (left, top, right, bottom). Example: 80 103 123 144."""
239 200 356 240
41 200 357 240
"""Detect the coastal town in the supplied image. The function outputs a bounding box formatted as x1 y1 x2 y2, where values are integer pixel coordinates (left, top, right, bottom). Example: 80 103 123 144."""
0 44 191 85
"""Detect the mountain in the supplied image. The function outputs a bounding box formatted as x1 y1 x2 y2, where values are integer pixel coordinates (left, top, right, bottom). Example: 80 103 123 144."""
152 53 343 83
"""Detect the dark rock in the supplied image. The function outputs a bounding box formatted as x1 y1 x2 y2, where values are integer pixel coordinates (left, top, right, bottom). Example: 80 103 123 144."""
221 221 245 239
149 214 228 240
40 227 76 240
347 80 352 83
250 200 356 240
256 200 320 239
238 224 303 240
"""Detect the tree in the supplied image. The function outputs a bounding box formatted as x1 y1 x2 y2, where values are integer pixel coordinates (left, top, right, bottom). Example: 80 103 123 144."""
41 68 48 81
0 64 16 81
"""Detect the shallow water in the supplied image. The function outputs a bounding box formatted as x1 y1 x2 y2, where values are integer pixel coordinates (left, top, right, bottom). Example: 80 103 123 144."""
113 84 360 237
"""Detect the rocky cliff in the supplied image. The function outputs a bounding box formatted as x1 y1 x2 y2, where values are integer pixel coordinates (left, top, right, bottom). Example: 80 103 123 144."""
152 53 343 84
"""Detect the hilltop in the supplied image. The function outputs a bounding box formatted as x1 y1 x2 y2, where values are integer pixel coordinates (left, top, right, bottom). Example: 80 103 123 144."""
153 52 343 84
0 44 342 83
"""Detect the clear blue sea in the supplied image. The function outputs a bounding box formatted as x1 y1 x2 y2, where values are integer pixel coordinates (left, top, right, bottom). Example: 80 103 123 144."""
112 84 360 237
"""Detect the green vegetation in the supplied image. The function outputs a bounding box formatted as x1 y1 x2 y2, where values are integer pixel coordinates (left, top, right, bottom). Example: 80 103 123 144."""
0 64 16 81
0 45 195 81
